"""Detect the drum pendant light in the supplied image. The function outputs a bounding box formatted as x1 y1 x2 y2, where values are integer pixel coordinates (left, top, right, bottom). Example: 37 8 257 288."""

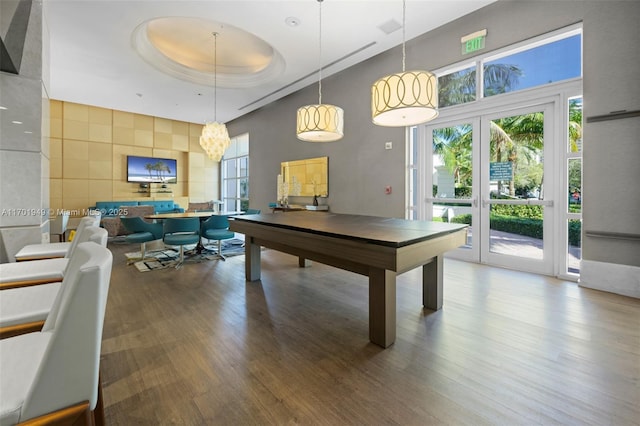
296 0 344 142
371 0 438 127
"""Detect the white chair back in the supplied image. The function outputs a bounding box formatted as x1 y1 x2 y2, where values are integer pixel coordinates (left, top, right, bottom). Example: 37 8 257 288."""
49 211 70 239
20 242 113 420
85 227 108 247
87 210 102 225
64 217 99 259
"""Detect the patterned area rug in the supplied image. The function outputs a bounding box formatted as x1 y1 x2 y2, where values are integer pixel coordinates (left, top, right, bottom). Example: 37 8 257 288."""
125 239 246 272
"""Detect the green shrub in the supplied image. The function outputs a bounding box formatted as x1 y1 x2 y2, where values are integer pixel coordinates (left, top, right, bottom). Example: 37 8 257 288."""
455 186 472 198
490 214 543 239
451 214 472 225
569 219 581 247
491 204 543 219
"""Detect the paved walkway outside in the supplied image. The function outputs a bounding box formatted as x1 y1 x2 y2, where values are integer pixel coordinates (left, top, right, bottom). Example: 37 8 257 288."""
465 228 582 273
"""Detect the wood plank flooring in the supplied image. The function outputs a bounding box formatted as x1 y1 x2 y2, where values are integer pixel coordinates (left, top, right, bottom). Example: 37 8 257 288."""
101 241 640 425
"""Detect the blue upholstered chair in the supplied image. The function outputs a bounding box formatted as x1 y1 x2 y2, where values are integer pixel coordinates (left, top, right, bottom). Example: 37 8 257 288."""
162 218 200 268
120 217 163 263
200 215 235 260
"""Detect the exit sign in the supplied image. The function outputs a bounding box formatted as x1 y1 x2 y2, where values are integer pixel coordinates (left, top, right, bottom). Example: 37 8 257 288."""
461 29 487 55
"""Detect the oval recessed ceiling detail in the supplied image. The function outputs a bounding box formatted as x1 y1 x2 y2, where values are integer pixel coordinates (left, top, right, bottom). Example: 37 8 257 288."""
132 17 285 88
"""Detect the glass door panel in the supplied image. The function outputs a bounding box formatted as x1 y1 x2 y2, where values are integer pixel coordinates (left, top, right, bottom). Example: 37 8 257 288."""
426 119 479 262
481 104 554 275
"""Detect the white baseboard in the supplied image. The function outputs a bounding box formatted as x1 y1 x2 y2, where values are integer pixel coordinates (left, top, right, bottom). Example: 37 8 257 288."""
580 260 640 299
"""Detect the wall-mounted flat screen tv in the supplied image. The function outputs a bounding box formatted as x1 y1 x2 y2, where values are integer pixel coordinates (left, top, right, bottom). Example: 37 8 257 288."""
127 155 177 184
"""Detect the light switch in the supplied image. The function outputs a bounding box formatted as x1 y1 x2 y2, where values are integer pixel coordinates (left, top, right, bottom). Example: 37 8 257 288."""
385 141 393 150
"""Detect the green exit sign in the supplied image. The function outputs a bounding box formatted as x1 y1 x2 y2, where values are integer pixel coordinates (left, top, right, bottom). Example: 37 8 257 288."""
463 36 485 54
461 29 487 55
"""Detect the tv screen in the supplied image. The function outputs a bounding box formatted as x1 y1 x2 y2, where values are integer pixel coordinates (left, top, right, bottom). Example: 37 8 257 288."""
127 155 177 184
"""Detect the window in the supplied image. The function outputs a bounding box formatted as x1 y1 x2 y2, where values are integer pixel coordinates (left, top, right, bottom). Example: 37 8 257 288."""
221 133 249 212
438 65 476 108
435 27 582 109
483 34 581 97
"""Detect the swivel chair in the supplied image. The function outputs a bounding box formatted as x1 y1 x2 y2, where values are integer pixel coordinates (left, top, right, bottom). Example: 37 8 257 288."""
162 218 200 269
201 215 235 260
120 216 163 263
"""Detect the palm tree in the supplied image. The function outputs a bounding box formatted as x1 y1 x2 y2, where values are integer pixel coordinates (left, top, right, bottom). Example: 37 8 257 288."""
144 163 153 179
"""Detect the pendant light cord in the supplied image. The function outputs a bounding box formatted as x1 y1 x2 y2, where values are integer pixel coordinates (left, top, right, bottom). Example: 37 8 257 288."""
318 0 323 105
402 0 406 73
213 32 218 122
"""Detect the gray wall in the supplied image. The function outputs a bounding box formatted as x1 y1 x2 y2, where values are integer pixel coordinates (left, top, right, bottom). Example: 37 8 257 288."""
227 0 590 218
227 1 640 275
0 0 50 262
581 2 640 268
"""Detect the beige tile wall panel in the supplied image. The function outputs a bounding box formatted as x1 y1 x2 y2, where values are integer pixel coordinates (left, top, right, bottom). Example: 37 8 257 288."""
50 178 62 199
89 161 112 179
173 182 187 197
63 119 89 141
63 102 88 122
134 129 153 147
134 114 154 131
50 197 63 214
50 100 62 119
89 123 112 143
51 118 62 138
113 126 134 145
189 135 203 154
172 134 189 152
51 100 203 212
189 123 204 153
154 117 172 134
88 106 112 125
62 179 89 211
173 196 189 210
50 138 62 159
205 165 219 182
189 152 204 168
190 167 205 183
50 156 62 178
189 186 205 201
50 138 62 178
113 110 134 128
89 142 112 160
63 159 89 179
113 180 140 200
154 132 172 149
172 120 188 135
88 180 113 202
63 139 88 161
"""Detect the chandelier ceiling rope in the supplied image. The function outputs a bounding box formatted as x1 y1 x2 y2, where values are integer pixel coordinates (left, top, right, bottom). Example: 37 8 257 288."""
317 0 322 105
296 0 344 142
213 31 218 121
371 0 439 127
200 31 231 161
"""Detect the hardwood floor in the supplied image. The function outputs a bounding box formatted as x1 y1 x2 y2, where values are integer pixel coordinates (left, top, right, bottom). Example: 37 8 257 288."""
101 241 640 425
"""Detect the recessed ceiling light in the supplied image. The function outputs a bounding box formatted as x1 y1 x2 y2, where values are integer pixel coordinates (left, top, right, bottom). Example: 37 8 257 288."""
12 120 23 124
285 17 300 27
0 106 7 110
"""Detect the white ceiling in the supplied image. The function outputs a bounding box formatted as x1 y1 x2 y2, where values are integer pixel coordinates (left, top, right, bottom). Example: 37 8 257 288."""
46 0 496 125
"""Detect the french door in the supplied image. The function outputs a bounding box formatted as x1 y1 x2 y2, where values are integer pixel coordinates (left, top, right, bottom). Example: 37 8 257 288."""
423 102 555 275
